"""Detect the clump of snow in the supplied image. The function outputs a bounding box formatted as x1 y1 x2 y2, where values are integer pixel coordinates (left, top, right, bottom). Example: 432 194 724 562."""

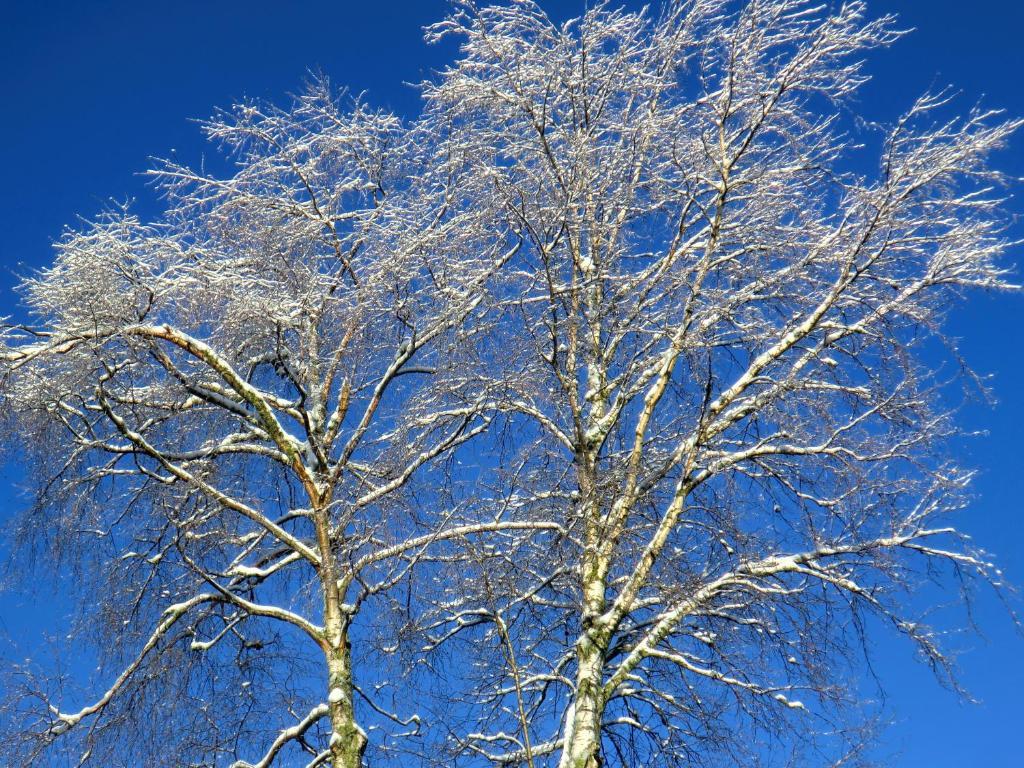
693 630 717 645
773 693 806 710
328 687 344 704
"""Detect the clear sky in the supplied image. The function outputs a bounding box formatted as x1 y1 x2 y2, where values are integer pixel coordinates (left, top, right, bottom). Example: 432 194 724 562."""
0 1 1021 765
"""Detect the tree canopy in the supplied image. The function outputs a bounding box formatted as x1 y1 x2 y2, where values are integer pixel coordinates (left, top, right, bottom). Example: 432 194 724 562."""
1 2 1019 767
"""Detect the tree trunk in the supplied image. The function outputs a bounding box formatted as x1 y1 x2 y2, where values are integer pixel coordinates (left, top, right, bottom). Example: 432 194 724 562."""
325 629 367 768
560 532 609 768
312 496 367 768
559 632 606 768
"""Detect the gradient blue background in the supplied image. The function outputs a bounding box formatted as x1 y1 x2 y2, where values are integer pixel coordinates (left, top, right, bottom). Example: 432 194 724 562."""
0 1 1021 764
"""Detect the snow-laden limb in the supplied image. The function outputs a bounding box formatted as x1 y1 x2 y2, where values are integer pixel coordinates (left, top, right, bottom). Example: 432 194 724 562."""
130 325 303 453
351 520 564 572
92 379 322 566
46 593 219 736
352 412 490 508
230 703 330 768
602 529 966 698
178 550 324 642
463 733 563 765
303 750 332 768
352 683 421 737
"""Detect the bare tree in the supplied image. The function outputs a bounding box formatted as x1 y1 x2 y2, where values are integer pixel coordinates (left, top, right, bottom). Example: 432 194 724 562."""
1 2 1019 768
415 1 1020 767
0 81 553 768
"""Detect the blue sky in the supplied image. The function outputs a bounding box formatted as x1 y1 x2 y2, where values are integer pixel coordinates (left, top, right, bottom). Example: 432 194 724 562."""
0 1 1021 765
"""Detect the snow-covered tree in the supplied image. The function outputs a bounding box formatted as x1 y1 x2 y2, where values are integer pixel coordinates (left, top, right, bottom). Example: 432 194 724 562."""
414 2 1021 767
1 2 1020 768
0 81 552 768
